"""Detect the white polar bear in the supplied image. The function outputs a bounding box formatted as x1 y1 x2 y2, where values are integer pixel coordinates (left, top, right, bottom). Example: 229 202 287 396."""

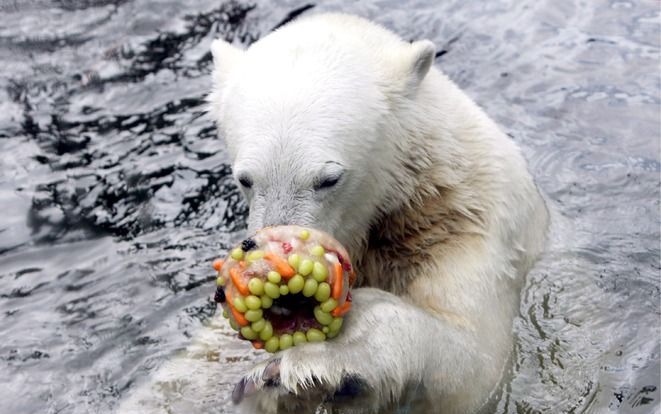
119 12 549 414
208 13 549 414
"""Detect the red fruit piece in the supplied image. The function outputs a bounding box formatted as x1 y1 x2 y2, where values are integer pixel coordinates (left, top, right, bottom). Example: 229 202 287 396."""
282 242 293 254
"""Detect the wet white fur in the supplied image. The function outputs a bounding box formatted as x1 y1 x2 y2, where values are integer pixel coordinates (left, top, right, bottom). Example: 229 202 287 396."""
118 13 548 414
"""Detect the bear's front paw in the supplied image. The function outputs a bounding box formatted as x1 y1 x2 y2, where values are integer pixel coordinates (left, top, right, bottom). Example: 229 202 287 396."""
232 344 374 414
231 288 425 414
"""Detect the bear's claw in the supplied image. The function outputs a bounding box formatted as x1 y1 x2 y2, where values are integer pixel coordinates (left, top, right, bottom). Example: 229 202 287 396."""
232 359 278 405
231 378 247 404
262 359 281 385
232 351 368 410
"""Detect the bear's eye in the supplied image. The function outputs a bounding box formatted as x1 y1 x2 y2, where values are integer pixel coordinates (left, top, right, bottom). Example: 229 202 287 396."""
314 174 341 191
237 175 253 189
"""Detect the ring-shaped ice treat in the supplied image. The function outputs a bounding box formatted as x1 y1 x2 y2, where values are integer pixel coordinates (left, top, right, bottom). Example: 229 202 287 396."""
212 226 356 353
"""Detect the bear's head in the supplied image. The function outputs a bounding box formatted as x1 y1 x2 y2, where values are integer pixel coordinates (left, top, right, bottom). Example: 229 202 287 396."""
208 14 436 256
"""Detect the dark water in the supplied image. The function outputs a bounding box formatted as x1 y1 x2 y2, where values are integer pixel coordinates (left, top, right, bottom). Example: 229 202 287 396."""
0 1 659 413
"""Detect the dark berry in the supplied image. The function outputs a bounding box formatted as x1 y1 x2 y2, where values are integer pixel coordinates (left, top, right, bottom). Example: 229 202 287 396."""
241 238 257 251
214 287 226 303
337 253 352 272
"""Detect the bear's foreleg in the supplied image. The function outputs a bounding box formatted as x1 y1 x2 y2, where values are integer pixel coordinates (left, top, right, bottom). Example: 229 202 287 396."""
233 287 484 414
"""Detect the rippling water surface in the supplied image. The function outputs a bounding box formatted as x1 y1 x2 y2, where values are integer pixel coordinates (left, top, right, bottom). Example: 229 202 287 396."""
0 1 659 413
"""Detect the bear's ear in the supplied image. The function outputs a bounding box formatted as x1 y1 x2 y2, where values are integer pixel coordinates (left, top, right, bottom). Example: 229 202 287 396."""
210 39 245 91
405 40 436 91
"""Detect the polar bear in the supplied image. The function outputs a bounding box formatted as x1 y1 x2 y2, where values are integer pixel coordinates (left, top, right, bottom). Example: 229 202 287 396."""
119 12 549 414
205 13 549 414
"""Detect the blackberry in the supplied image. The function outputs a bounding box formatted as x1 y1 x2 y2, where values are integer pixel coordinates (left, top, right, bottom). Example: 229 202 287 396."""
214 287 226 303
241 238 257 251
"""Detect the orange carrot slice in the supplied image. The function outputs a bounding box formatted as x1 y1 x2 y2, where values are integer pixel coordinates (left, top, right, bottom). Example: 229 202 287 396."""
332 262 343 300
331 301 352 317
252 340 264 349
212 259 224 272
263 252 296 278
239 261 247 270
226 291 249 326
230 267 249 296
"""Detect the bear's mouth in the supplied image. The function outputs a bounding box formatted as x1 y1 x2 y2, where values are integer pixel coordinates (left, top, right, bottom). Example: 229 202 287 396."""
264 295 320 333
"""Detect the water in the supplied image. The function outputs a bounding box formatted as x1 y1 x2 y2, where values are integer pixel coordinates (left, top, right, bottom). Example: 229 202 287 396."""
0 1 658 413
